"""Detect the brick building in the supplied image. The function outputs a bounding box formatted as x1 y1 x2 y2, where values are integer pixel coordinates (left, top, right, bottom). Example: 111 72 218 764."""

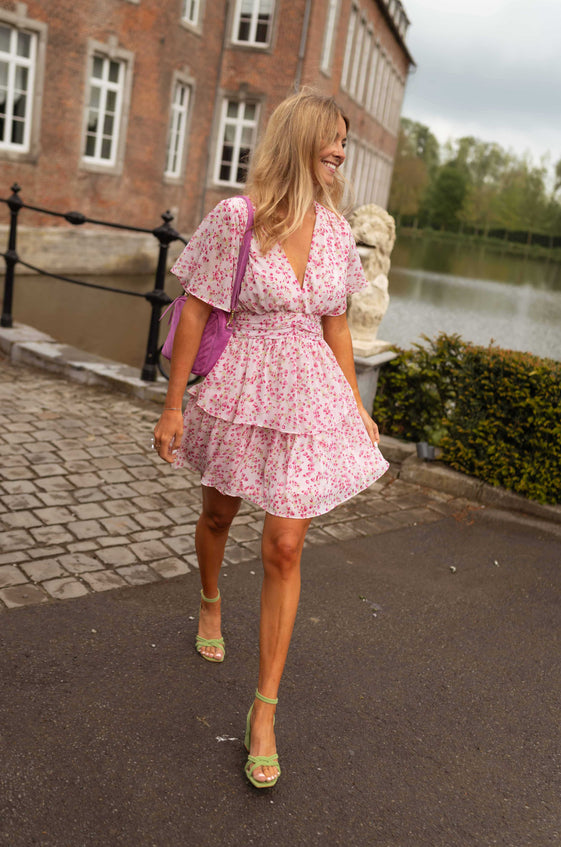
0 0 413 235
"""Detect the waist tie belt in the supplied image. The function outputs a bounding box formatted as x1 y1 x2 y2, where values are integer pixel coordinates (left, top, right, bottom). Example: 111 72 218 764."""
233 312 323 339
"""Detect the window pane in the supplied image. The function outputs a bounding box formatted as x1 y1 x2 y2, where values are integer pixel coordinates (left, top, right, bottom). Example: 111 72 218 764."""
17 32 31 58
12 92 26 118
89 87 101 109
0 62 8 88
106 90 116 113
108 61 120 83
101 137 112 159
11 118 24 144
219 163 230 181
241 126 253 145
87 111 98 132
227 101 239 118
15 66 28 93
85 135 96 157
103 114 114 135
224 124 236 143
244 103 256 120
0 115 4 140
92 56 104 78
222 145 233 163
0 26 11 53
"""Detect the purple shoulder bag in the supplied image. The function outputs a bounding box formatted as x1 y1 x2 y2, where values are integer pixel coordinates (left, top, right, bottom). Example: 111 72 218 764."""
160 196 254 375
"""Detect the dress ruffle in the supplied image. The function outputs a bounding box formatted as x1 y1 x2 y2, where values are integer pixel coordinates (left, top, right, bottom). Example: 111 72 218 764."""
187 313 357 435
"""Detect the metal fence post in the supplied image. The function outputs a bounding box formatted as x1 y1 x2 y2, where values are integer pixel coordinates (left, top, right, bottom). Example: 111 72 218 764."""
1 183 23 327
141 211 180 382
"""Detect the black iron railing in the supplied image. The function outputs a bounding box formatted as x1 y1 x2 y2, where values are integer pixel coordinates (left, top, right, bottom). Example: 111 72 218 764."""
0 183 187 381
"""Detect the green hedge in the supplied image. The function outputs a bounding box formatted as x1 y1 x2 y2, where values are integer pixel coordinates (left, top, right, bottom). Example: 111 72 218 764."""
373 334 561 504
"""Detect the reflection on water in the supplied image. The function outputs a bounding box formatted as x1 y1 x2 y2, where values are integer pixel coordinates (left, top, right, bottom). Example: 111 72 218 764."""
9 272 183 370
378 236 561 361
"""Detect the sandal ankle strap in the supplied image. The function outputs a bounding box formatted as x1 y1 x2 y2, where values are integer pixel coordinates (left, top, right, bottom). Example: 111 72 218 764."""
200 588 221 603
255 689 278 705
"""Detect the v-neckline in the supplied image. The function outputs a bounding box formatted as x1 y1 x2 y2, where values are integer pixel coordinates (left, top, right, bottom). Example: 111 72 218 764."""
280 202 318 290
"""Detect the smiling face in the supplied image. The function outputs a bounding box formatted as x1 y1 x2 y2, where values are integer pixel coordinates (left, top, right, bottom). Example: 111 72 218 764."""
317 113 347 186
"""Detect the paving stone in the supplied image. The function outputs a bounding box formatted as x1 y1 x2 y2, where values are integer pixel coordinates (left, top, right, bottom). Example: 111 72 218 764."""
81 570 127 592
101 515 143 535
0 564 28 588
352 515 402 535
101 483 139 499
64 449 91 460
162 535 196 556
104 499 138 516
228 524 261 543
73 488 106 503
323 522 366 541
3 493 44 511
27 545 66 560
21 559 67 581
65 460 96 473
115 564 160 585
161 491 191 507
303 528 335 546
130 530 164 543
1 480 36 495
0 550 30 566
42 577 90 600
35 476 73 492
97 536 131 548
33 463 66 477
67 541 99 553
168 523 197 537
120 453 152 467
96 546 138 566
1 510 43 530
36 492 76 507
131 496 166 512
129 539 171 562
0 529 35 552
149 557 190 579
58 553 103 574
129 480 167 497
30 525 74 546
33 506 74 525
69 503 110 520
0 584 48 608
0 467 34 481
67 472 103 488
66 519 104 540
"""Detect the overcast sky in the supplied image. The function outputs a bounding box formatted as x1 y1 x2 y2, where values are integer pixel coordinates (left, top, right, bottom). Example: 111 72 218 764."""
400 0 561 168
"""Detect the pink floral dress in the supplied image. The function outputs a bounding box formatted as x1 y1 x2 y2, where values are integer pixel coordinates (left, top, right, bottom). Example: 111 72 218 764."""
170 196 389 519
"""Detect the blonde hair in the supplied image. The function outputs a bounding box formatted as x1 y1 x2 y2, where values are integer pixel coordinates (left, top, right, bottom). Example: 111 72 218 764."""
244 89 349 254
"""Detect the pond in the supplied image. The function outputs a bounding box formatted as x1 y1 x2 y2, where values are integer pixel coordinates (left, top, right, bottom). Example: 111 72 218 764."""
378 235 561 362
5 234 561 373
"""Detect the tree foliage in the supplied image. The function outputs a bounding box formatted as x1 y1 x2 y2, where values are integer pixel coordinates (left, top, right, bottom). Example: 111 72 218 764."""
389 120 561 240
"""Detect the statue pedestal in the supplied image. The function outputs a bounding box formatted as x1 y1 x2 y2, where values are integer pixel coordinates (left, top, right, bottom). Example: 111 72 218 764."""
353 350 397 412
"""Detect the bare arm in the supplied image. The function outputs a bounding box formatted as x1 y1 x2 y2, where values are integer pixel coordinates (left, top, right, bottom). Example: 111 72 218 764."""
153 295 213 463
321 312 380 446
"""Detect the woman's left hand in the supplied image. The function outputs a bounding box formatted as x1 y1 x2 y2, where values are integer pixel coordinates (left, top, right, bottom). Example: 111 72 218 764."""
358 405 380 446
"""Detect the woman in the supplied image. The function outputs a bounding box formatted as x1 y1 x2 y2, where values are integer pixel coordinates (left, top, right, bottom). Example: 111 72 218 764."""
153 90 388 788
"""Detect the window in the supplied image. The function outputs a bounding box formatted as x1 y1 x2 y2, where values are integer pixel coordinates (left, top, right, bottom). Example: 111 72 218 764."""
83 54 125 165
232 0 274 47
182 0 200 25
364 41 380 113
215 98 259 186
320 0 339 75
0 23 36 152
165 82 191 178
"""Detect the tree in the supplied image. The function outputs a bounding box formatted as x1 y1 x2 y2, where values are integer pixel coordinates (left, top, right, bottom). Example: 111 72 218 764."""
425 162 467 229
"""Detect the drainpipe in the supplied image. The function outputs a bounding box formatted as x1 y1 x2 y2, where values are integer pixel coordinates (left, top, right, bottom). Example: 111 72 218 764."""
294 0 313 90
200 0 230 220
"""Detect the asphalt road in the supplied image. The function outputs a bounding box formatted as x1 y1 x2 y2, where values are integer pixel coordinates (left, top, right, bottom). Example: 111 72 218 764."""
1 509 560 847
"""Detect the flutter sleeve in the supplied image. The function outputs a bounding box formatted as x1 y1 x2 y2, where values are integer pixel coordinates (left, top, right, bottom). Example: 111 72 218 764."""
344 222 369 296
170 197 249 311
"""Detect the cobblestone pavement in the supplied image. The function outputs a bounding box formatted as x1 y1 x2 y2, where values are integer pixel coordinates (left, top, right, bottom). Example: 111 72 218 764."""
0 355 472 611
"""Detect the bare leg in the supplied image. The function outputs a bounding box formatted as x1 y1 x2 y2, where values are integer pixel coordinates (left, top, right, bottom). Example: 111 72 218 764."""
248 512 311 783
195 485 241 660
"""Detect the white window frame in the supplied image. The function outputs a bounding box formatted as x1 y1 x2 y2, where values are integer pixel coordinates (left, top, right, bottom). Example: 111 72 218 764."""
341 3 358 91
182 0 200 26
0 20 40 154
320 0 340 76
371 51 388 121
365 41 380 114
214 97 259 187
164 79 192 180
356 24 373 104
81 39 133 174
232 0 275 48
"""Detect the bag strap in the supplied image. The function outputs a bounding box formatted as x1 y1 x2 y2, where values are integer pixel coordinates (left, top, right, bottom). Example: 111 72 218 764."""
229 195 254 317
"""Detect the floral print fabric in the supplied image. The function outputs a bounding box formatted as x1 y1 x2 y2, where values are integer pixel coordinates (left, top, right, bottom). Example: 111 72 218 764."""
170 196 389 519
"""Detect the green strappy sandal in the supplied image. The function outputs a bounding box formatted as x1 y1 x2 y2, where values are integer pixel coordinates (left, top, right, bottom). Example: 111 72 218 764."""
195 589 225 663
244 689 281 788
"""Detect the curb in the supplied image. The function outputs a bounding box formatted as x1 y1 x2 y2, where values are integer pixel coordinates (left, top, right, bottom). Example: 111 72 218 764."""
2 323 559 528
0 322 167 404
379 435 561 527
